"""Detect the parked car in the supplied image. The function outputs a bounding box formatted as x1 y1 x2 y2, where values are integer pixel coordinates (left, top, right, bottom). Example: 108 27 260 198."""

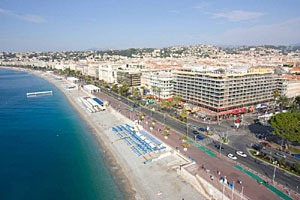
227 153 237 160
196 135 204 140
199 128 206 132
192 130 199 135
215 145 224 150
292 154 300 159
236 151 247 157
260 142 271 148
275 152 286 158
190 125 197 130
252 144 264 151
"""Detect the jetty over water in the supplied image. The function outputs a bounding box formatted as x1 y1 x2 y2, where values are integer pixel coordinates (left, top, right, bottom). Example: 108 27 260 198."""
26 91 53 96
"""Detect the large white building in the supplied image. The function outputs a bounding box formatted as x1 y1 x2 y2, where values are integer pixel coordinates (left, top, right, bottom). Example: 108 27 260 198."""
150 72 174 100
98 64 121 83
278 76 300 99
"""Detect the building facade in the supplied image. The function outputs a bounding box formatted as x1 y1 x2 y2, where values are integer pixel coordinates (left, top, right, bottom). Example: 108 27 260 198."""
174 68 277 118
149 72 174 100
277 77 300 99
98 64 121 83
117 71 141 86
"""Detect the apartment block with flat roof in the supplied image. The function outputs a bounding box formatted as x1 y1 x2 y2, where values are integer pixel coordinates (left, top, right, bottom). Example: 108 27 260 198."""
117 71 141 86
150 72 174 100
173 68 277 118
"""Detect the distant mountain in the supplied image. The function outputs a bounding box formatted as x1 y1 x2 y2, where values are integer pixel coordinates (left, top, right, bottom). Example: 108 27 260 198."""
216 44 239 49
86 47 110 51
290 43 300 46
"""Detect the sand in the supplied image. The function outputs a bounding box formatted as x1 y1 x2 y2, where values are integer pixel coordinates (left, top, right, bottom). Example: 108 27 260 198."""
3 67 205 200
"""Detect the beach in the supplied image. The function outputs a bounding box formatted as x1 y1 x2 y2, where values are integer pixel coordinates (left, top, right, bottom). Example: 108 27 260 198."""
4 67 205 200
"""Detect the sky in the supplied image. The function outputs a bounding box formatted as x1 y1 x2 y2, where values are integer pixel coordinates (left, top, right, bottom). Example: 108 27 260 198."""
0 0 300 52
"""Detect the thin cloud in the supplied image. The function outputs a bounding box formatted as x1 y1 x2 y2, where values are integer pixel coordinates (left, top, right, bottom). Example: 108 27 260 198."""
192 2 210 9
210 17 300 45
212 10 265 22
0 8 45 23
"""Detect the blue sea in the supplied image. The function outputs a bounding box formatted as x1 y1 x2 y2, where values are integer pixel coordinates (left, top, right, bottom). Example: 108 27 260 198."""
0 68 125 200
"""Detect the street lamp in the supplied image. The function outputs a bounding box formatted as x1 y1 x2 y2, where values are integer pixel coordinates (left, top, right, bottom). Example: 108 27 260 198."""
272 165 277 185
219 139 223 155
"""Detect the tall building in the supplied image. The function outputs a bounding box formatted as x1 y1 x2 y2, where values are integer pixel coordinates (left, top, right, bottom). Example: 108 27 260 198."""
117 71 141 86
174 68 277 119
98 64 120 83
277 75 300 98
149 72 174 100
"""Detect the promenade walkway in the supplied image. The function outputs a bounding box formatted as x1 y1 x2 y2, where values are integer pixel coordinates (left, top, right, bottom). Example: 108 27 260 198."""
95 91 299 200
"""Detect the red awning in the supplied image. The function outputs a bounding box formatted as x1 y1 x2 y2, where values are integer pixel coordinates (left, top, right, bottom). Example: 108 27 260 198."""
232 108 246 114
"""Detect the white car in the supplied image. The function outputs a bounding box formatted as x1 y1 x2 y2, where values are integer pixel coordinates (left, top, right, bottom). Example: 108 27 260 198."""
227 153 237 160
236 151 247 158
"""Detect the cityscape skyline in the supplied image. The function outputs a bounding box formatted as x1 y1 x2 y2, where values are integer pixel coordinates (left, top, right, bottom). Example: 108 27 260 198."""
0 0 300 52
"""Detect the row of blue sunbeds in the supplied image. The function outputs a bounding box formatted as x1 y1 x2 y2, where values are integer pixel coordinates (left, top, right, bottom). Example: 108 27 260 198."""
112 124 165 157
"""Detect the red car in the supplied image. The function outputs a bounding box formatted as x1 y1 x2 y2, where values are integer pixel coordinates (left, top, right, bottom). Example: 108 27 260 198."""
260 142 271 147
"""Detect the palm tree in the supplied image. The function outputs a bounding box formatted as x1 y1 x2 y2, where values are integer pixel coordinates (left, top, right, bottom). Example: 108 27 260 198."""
161 99 168 108
277 95 290 107
172 95 182 107
294 96 300 106
181 108 188 119
132 87 139 98
289 103 299 113
111 84 118 92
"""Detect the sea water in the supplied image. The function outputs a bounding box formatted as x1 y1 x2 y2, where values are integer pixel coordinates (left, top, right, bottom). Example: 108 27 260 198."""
0 68 124 200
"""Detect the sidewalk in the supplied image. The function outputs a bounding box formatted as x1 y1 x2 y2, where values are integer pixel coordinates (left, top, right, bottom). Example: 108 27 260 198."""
96 91 299 200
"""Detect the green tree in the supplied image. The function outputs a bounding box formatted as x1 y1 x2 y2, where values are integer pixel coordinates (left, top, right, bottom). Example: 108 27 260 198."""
294 96 300 106
163 130 169 136
269 112 300 143
132 87 139 98
292 162 300 173
277 95 290 107
289 103 299 113
172 95 182 106
181 108 188 119
118 83 129 96
111 84 118 92
161 99 168 108
279 158 286 166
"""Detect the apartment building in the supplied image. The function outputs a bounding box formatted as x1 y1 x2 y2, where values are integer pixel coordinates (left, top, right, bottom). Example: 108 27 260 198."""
278 75 300 98
174 68 277 118
117 71 141 86
98 64 121 83
150 72 174 100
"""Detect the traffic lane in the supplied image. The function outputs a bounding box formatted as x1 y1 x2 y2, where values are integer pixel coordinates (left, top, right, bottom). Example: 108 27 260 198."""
261 148 299 165
97 91 300 192
208 141 300 192
188 118 228 132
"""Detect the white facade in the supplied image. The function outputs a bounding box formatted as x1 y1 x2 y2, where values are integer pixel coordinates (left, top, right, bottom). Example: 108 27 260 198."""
141 72 151 88
149 72 174 99
98 64 121 83
282 80 300 98
83 84 100 93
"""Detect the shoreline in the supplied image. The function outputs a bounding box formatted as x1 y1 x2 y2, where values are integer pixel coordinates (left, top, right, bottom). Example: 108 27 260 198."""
1 67 137 200
1 66 206 200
